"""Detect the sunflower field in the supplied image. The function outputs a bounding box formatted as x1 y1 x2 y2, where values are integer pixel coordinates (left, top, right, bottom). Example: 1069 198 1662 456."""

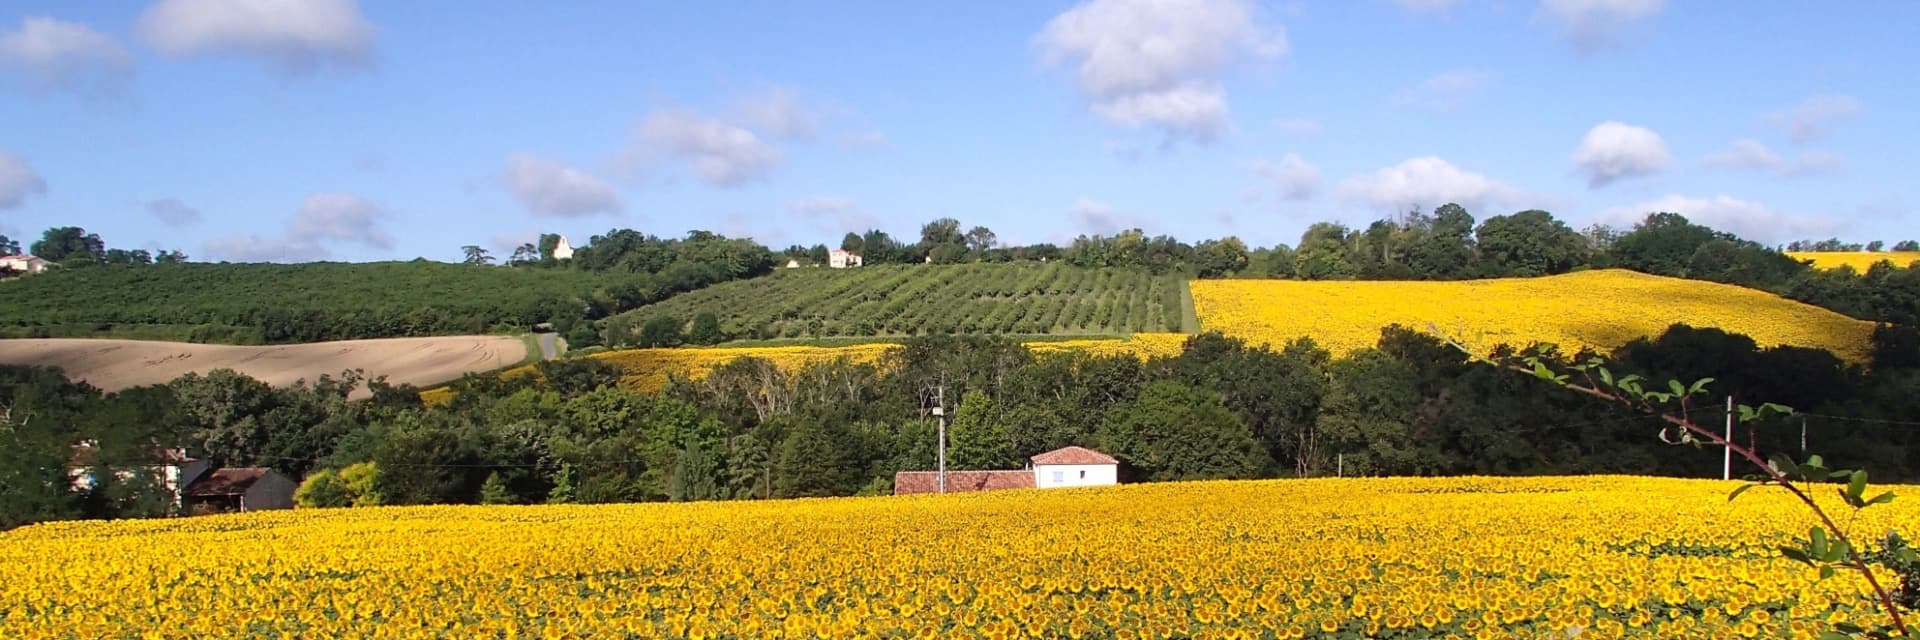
1190 269 1877 362
2 476 1912 639
1786 252 1920 272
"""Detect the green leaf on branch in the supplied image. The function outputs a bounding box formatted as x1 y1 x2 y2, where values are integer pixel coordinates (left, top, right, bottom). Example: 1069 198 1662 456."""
1819 565 1836 580
1866 491 1895 506
1768 452 1799 479
1780 546 1814 566
1668 380 1687 397
1729 483 1761 502
1811 527 1829 558
1847 470 1868 502
1686 378 1715 395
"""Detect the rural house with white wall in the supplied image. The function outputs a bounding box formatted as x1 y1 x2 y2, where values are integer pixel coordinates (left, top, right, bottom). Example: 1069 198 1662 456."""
893 446 1118 495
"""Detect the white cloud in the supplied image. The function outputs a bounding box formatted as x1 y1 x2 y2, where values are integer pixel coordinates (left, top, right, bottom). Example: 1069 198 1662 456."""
203 234 327 262
1539 0 1665 51
1393 68 1491 111
1036 0 1286 142
741 88 819 141
146 198 202 226
1271 118 1321 136
1337 156 1527 211
1702 139 1843 177
1248 153 1321 202
1765 95 1859 145
290 192 391 249
0 17 132 95
138 0 375 73
502 154 622 217
631 108 783 187
788 197 855 217
0 152 48 210
1088 85 1228 139
1595 194 1839 244
1571 121 1668 188
1068 197 1143 235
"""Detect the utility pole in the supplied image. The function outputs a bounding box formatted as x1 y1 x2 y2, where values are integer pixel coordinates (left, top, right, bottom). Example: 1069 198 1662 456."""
1724 395 1734 481
934 385 947 494
1801 416 1808 452
1337 453 1343 478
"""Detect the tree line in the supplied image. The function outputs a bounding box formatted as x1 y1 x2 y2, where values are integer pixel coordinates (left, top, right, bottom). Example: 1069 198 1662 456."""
6 322 1917 528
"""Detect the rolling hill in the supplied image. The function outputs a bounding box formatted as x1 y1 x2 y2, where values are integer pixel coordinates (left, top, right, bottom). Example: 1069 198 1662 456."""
0 336 529 397
0 262 637 344
1191 269 1877 361
600 263 1187 344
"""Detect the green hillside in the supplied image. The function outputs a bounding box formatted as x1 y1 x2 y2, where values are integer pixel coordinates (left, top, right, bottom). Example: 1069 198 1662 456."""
601 263 1185 345
0 262 644 344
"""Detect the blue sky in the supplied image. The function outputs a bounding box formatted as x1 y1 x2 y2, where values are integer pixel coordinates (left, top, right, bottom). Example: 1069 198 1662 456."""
0 0 1913 262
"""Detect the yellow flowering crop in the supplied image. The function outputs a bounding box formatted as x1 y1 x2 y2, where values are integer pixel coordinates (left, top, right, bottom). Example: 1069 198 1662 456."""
2 476 1910 638
1191 269 1875 362
1786 252 1920 272
587 343 901 392
428 334 1192 399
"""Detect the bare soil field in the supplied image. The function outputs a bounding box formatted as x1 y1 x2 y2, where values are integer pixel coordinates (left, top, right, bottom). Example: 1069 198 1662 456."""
0 337 527 396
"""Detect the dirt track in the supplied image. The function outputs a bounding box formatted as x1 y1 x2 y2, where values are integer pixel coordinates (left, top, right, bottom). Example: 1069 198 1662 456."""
0 337 528 396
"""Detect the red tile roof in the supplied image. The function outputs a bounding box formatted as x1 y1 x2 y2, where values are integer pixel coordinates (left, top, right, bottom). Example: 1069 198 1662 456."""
184 468 271 497
1029 446 1117 466
893 470 1034 495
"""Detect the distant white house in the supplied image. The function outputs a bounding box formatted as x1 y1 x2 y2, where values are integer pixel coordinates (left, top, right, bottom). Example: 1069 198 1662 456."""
1030 446 1119 489
785 258 803 269
0 254 50 275
552 236 575 261
829 249 863 269
893 446 1119 495
68 442 210 512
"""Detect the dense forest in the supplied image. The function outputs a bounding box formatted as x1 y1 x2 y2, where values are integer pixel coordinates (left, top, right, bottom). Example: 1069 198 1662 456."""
7 321 1918 528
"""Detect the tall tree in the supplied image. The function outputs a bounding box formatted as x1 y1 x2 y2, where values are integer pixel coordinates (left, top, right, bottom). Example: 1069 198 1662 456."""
461 245 495 266
964 226 997 255
0 234 19 255
1097 380 1267 482
920 218 964 248
31 227 106 263
1474 210 1589 276
947 391 1014 469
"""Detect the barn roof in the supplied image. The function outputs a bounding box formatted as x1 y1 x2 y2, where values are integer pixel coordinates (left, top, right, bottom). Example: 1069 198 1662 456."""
1029 446 1117 466
893 470 1034 495
184 468 273 497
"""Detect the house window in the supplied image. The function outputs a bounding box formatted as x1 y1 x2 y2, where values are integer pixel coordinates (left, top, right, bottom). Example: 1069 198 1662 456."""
1079 470 1086 479
1052 471 1064 483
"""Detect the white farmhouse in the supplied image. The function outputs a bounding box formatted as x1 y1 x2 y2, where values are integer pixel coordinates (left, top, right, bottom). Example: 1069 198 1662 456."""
552 236 575 261
829 249 863 269
893 445 1119 495
1029 446 1119 489
0 254 51 274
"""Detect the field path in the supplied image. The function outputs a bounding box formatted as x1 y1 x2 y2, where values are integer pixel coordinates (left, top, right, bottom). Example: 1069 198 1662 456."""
0 336 527 397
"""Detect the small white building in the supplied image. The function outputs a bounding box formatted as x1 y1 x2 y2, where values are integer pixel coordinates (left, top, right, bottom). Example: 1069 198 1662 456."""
0 254 50 274
829 249 863 269
893 445 1119 495
785 258 803 269
68 443 211 512
552 236 575 261
1030 446 1119 489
